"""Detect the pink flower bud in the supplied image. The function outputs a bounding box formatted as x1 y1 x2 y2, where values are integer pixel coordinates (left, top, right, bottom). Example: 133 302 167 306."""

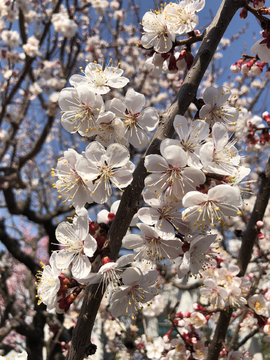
241 59 255 74
251 63 263 75
163 329 172 343
240 8 248 19
230 63 241 73
101 256 114 265
265 67 270 79
256 220 264 229
253 0 265 9
257 232 265 239
262 111 270 123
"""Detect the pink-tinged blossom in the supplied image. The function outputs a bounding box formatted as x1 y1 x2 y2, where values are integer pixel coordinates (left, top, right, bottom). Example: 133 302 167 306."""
137 189 188 236
227 350 253 360
177 234 216 278
51 148 93 208
85 254 134 289
199 86 239 126
55 208 97 280
251 31 270 62
164 0 205 35
144 139 206 199
95 113 126 147
141 10 175 53
189 312 207 329
173 115 209 169
200 278 228 308
107 88 159 148
58 85 104 137
1 30 20 47
123 223 183 263
182 185 242 229
110 267 158 317
248 294 269 317
36 252 61 310
69 62 129 95
193 340 208 360
97 200 138 226
76 141 134 204
200 122 240 176
145 337 165 359
264 321 270 342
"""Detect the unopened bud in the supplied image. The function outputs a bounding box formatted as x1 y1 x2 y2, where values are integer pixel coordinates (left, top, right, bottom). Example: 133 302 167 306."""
253 0 265 9
240 8 248 19
256 221 264 229
265 67 270 79
262 111 270 124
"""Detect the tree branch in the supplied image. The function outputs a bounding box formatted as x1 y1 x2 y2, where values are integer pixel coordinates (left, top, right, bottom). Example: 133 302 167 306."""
0 219 40 276
207 157 270 359
66 1 246 359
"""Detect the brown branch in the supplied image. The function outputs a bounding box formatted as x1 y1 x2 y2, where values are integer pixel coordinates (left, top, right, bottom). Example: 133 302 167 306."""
0 0 63 127
207 157 270 359
243 3 270 28
66 1 246 360
0 219 40 276
238 157 270 276
3 187 73 224
173 281 202 290
174 33 204 48
234 327 260 350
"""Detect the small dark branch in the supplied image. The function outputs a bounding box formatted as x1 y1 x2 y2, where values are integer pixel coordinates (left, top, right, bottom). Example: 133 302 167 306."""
227 308 249 351
0 219 41 276
64 41 81 79
0 0 62 127
248 79 269 112
174 33 204 48
3 186 73 224
243 3 270 29
18 116 54 168
234 327 260 350
19 9 27 44
29 69 47 109
39 0 63 46
238 156 270 276
173 281 202 290
0 343 15 355
207 307 233 360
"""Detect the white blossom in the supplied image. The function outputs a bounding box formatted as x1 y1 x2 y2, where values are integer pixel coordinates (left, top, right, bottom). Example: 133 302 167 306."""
200 122 240 175
144 139 206 199
107 88 159 148
182 185 242 229
58 85 104 137
36 252 61 310
177 234 216 278
164 0 205 35
110 267 158 317
173 115 209 169
69 62 129 95
123 223 183 262
76 141 134 204
199 86 239 126
141 10 175 53
55 208 97 280
51 148 93 208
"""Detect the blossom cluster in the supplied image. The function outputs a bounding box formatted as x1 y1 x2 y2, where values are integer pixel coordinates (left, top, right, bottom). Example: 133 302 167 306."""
26 1 270 359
